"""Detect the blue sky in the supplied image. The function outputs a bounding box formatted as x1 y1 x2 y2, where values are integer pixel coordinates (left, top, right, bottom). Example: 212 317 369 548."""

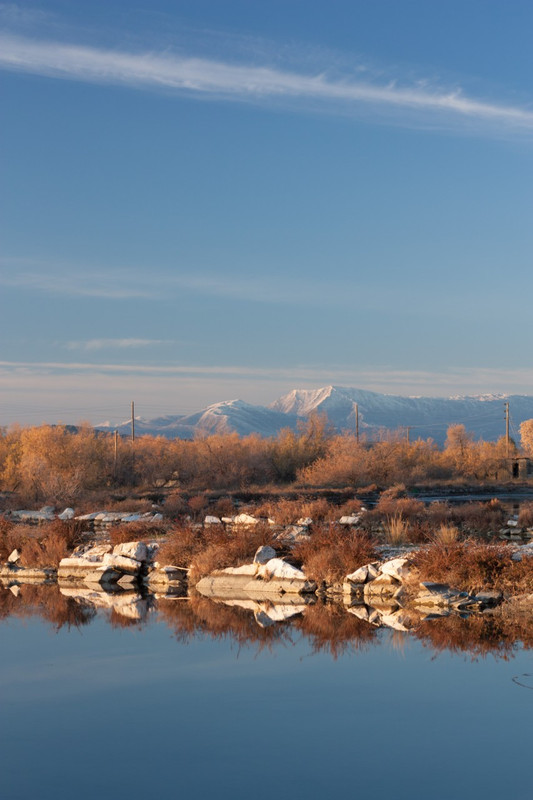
2 1 533 425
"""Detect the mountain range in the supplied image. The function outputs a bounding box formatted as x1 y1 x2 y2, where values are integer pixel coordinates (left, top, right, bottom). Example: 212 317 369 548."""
96 386 533 445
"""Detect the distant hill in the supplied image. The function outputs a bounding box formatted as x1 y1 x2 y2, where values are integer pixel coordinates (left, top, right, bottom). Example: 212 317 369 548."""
96 385 533 445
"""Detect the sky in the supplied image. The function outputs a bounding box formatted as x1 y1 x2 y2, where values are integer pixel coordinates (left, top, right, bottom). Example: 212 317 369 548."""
2 0 533 425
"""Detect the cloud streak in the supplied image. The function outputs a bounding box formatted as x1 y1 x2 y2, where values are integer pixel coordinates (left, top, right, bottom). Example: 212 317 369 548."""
1 359 532 424
1 33 533 133
65 338 176 351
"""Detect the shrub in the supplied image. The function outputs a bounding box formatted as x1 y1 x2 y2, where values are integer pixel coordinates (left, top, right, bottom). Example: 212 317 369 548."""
162 492 189 519
158 524 206 569
190 523 279 582
451 502 505 534
109 520 168 546
414 541 533 595
431 524 461 545
292 525 377 585
518 502 533 529
385 513 410 544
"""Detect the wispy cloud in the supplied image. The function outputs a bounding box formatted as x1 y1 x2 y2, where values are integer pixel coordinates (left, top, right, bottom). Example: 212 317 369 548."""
1 32 533 133
0 259 503 318
1 359 533 392
0 266 155 299
65 338 176 351
1 359 532 424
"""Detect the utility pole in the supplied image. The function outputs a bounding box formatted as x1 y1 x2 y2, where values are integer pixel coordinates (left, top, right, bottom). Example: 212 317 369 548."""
131 401 135 443
355 403 359 444
504 401 510 459
114 430 118 481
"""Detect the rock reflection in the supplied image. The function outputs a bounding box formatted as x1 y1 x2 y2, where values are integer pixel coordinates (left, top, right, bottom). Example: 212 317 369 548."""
0 582 95 630
1 582 532 660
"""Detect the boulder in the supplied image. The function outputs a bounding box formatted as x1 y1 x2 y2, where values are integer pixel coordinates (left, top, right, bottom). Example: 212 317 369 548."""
339 515 361 525
297 517 313 526
112 541 148 562
102 553 142 575
275 525 310 546
233 513 259 526
221 563 259 576
58 508 75 520
7 549 20 564
364 573 400 599
379 557 411 581
70 543 112 562
204 515 222 525
512 542 533 561
253 545 277 565
346 563 379 584
414 582 474 609
257 558 307 581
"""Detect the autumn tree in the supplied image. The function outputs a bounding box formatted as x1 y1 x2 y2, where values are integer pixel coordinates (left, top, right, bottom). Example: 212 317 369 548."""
520 419 533 455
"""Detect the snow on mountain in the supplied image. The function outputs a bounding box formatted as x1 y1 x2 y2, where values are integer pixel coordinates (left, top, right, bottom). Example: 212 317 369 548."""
96 386 533 444
97 399 297 439
178 399 297 437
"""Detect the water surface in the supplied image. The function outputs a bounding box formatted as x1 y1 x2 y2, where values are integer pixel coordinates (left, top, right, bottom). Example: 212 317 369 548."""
0 587 531 800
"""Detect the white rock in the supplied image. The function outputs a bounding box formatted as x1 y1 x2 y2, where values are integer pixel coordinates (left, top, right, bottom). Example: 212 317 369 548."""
113 541 148 562
233 513 259 526
71 543 112 562
507 519 519 527
512 542 533 561
258 558 308 581
297 517 313 526
339 515 361 525
204 515 222 525
146 543 160 563
254 545 277 564
151 512 163 521
221 516 235 524
102 553 142 574
346 565 369 584
58 508 75 520
7 549 20 564
222 563 259 576
346 563 379 584
9 584 20 597
379 557 411 580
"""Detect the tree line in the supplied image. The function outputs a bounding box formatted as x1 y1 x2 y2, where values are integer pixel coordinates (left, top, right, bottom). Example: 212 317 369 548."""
0 415 532 504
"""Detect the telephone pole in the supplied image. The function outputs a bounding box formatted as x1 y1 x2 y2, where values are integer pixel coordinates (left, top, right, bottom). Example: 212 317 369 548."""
131 401 135 442
113 430 118 481
504 401 510 459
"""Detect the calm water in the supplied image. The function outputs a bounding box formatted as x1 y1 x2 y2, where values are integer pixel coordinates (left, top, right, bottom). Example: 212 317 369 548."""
0 587 531 800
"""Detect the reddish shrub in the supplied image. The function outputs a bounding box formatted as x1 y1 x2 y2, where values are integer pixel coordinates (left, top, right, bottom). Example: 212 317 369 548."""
413 541 533 595
293 525 377 585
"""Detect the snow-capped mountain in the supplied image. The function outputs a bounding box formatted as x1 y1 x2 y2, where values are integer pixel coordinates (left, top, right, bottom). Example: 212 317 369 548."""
96 385 533 444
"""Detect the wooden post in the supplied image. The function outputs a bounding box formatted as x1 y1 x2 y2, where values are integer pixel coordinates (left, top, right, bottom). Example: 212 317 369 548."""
505 402 510 459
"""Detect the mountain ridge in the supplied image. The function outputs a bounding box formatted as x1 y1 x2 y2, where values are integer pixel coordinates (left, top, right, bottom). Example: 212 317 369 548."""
95 385 533 445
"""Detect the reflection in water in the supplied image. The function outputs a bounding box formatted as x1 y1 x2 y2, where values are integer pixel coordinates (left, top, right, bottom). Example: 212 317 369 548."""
0 583 96 630
1 582 532 660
